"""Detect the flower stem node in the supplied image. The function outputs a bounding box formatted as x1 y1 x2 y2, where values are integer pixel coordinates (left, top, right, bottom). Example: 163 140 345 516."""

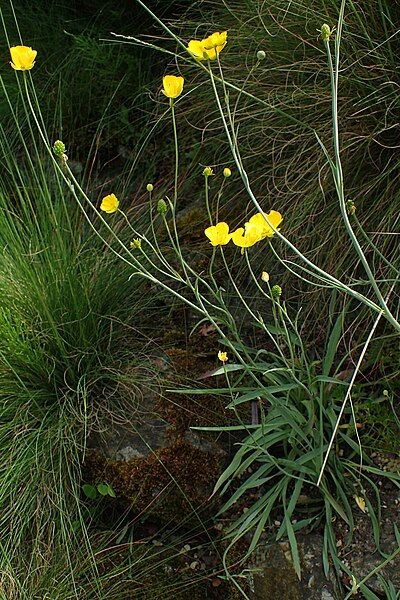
320 24 333 42
130 238 142 250
223 168 232 178
203 166 214 177
271 285 282 299
146 183 154 192
257 50 266 61
157 198 168 216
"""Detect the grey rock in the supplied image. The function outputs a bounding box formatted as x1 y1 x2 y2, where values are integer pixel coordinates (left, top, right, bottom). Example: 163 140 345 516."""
249 535 339 600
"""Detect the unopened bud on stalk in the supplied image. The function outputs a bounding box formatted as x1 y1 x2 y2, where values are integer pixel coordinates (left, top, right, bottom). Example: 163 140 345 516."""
271 285 282 299
146 183 154 192
223 167 232 178
53 140 66 156
346 199 356 215
261 271 270 282
203 166 214 177
257 50 266 61
157 198 168 216
320 24 333 42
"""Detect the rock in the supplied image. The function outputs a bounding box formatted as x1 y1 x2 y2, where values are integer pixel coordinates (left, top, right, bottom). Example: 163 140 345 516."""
84 377 227 522
249 535 339 600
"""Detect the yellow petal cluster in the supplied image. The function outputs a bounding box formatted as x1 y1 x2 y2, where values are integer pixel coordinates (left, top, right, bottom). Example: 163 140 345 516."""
218 351 228 363
204 211 283 249
162 75 184 99
100 193 119 214
204 222 231 246
231 210 283 248
187 31 227 61
10 46 37 71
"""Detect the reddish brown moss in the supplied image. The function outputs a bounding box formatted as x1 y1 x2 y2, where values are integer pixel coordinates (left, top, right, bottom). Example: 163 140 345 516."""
84 437 223 522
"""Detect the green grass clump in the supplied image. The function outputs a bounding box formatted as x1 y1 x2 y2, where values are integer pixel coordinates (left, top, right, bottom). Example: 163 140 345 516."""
0 104 163 590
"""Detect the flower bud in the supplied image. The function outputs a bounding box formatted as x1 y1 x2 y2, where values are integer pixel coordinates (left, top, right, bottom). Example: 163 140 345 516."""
271 285 282 299
146 183 154 192
257 50 266 61
130 238 142 250
203 166 214 177
346 199 356 215
261 271 270 282
53 140 66 157
320 24 332 42
157 198 168 216
223 167 232 178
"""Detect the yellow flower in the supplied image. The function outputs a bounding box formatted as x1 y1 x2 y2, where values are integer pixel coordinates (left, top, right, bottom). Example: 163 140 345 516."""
247 210 283 239
10 46 37 71
203 31 227 51
204 222 231 246
223 168 232 178
187 31 227 61
100 193 119 214
230 224 262 248
218 351 228 363
203 166 214 177
162 75 184 99
261 271 270 282
130 238 142 250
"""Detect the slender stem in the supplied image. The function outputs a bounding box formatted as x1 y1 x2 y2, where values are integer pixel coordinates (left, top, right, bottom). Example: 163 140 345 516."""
170 98 179 207
207 65 386 319
324 39 399 332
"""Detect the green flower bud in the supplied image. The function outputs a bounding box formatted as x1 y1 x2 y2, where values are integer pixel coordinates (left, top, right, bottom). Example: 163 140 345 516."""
346 199 356 216
157 198 168 216
257 50 266 61
203 166 214 177
130 238 142 250
146 183 154 192
271 285 282 299
223 167 232 178
53 140 66 157
320 24 332 42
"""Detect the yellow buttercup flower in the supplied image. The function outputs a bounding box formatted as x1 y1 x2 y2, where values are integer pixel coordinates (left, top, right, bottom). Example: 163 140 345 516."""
10 46 37 71
248 210 283 239
204 222 231 246
218 351 228 363
187 31 227 61
230 224 262 248
162 75 184 99
100 193 119 214
203 31 227 51
188 40 209 60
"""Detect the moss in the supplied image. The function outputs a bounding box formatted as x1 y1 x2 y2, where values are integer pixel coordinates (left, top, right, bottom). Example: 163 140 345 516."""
84 435 223 522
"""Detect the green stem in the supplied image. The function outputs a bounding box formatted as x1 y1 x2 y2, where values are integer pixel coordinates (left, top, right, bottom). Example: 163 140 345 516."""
170 98 179 207
207 65 386 320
